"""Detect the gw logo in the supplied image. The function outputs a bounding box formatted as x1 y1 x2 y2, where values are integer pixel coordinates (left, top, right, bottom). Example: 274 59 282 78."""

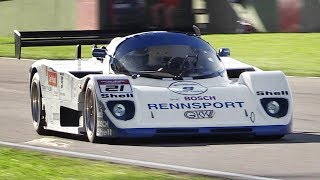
184 110 215 119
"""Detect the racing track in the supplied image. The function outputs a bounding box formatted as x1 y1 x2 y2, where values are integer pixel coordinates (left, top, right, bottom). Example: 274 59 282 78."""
0 58 319 180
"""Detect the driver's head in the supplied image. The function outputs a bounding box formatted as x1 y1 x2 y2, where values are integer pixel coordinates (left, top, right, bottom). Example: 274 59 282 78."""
167 57 185 75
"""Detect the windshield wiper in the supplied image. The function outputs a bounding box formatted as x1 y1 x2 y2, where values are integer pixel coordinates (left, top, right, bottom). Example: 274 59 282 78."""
131 70 176 79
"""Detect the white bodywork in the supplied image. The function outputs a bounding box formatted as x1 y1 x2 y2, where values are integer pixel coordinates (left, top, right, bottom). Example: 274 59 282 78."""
29 33 293 138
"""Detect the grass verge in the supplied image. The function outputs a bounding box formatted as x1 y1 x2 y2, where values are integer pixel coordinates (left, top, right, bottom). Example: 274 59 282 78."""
0 146 218 180
0 37 92 60
203 33 320 77
0 33 319 76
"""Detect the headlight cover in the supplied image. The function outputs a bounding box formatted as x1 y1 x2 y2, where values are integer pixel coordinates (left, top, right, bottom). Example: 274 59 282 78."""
107 101 135 120
113 104 126 117
267 101 280 115
261 98 289 118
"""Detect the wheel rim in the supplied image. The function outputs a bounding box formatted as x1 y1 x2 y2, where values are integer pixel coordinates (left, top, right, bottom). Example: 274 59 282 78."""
31 81 40 127
85 88 95 136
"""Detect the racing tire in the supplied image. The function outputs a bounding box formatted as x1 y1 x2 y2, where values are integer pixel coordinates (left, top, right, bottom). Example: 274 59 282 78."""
30 73 47 135
84 79 99 143
254 135 285 141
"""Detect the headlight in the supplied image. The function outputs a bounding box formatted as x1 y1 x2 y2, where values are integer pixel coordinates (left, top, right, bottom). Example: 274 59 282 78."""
266 101 280 114
113 104 126 117
260 98 289 118
107 101 135 120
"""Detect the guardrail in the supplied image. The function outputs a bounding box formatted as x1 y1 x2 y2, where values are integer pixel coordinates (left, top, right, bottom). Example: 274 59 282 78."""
14 27 196 59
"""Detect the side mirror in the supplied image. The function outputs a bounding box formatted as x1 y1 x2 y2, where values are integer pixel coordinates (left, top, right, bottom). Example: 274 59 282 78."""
218 48 230 57
92 48 107 58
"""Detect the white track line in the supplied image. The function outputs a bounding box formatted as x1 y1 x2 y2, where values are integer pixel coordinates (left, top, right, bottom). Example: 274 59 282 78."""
287 76 319 79
0 140 278 180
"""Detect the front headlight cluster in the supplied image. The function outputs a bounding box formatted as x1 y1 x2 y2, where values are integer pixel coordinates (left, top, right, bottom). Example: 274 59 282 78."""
107 101 135 120
266 101 280 115
113 104 126 117
261 98 289 118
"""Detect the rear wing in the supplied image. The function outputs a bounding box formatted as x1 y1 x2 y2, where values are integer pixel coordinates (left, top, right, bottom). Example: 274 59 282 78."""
14 26 198 59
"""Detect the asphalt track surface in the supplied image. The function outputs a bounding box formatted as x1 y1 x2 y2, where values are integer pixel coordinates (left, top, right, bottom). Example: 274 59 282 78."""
0 58 319 179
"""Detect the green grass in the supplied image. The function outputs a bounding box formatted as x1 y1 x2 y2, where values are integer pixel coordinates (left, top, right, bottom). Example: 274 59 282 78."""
0 37 92 60
203 33 320 77
0 146 218 180
0 33 319 76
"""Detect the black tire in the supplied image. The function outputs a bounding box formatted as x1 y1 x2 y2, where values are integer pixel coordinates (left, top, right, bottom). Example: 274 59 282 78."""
30 73 47 135
84 79 99 143
254 135 285 141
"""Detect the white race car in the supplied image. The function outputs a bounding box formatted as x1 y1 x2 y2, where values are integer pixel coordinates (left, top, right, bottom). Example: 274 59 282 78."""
29 29 292 142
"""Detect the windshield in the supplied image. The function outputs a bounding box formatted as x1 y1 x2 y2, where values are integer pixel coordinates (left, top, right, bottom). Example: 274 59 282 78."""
111 33 225 79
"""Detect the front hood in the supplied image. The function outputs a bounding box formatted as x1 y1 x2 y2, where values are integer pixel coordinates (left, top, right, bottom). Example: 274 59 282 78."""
132 84 249 127
93 76 291 129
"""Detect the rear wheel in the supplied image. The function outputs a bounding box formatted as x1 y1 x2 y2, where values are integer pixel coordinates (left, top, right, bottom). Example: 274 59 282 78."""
30 73 47 135
84 80 98 143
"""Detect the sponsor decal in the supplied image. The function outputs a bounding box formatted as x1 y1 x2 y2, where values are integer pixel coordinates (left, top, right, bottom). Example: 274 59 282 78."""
250 112 255 123
60 73 64 89
256 90 289 96
97 119 109 128
98 79 129 85
244 109 248 117
245 110 255 123
168 81 207 95
48 71 57 87
97 79 132 93
184 95 216 101
101 93 133 98
184 110 215 119
97 128 113 137
148 102 244 110
53 90 59 97
41 85 52 92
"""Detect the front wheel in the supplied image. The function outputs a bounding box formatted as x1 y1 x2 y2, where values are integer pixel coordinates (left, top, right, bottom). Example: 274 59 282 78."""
30 73 47 135
84 79 99 143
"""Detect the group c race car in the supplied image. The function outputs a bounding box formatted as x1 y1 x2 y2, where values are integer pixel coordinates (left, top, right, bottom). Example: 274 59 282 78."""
27 27 293 142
